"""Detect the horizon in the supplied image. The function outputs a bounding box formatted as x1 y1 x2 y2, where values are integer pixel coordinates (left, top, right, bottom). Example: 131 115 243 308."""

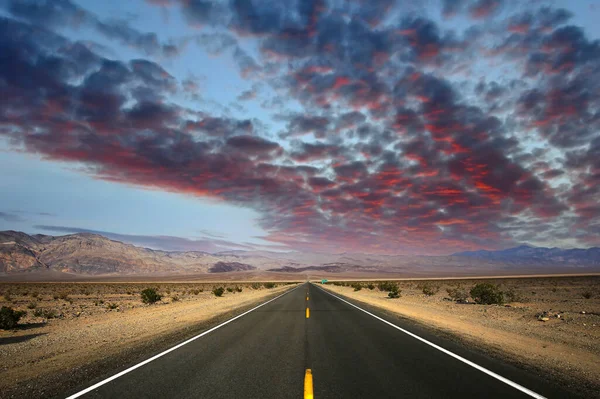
1 0 599 255
2 229 599 257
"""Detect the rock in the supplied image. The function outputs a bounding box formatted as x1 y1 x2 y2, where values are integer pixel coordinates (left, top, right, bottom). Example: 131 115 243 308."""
539 317 550 322
580 311 586 314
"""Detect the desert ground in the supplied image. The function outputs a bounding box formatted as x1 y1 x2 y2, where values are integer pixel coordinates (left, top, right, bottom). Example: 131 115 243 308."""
0 281 297 399
320 275 600 397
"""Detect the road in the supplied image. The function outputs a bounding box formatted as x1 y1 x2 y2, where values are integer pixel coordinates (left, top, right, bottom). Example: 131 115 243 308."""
65 283 582 399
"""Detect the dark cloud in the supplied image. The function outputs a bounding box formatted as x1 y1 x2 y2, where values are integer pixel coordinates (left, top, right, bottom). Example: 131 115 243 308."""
1 1 599 254
0 212 24 222
3 0 183 58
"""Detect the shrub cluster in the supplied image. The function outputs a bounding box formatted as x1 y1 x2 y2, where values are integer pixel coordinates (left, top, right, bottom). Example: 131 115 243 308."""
263 282 276 289
418 282 439 296
140 288 162 304
212 287 225 297
377 281 398 292
470 283 504 305
351 283 362 291
0 306 26 329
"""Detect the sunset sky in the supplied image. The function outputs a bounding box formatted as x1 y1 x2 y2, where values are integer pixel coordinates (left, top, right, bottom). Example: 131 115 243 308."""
0 0 599 254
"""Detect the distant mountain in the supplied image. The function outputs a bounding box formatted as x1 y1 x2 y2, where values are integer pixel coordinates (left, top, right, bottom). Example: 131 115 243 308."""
209 261 256 273
2 231 599 278
0 231 272 275
452 245 600 265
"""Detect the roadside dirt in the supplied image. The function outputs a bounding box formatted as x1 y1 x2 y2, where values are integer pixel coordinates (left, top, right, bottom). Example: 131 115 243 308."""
321 276 600 397
0 282 296 399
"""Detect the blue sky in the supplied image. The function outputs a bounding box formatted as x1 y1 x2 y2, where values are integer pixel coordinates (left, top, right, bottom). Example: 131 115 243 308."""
1 0 599 254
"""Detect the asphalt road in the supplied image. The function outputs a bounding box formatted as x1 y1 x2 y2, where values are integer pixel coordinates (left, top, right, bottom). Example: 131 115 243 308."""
66 283 583 399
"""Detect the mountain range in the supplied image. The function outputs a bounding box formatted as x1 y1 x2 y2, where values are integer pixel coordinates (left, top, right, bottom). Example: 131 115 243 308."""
1 231 599 278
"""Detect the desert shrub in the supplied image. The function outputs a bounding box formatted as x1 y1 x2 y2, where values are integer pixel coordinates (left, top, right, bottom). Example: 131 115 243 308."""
377 281 398 292
3 291 12 302
59 292 70 301
388 288 401 299
367 284 375 290
31 292 39 299
0 306 26 329
192 289 201 295
53 294 59 300
470 283 504 305
212 287 225 297
263 282 276 289
107 303 119 310
235 286 243 293
446 286 468 302
171 296 180 302
582 291 593 299
351 283 362 291
419 283 439 296
27 302 37 309
140 288 162 304
251 283 261 290
226 287 234 293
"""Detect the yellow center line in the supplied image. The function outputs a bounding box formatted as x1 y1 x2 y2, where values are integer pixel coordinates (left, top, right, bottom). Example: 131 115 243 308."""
304 369 314 399
306 307 310 318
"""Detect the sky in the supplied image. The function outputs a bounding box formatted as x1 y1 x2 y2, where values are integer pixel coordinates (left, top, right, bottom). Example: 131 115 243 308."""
0 0 599 255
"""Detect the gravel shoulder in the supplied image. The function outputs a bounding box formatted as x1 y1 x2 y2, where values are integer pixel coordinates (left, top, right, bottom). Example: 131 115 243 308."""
320 276 600 398
0 283 296 399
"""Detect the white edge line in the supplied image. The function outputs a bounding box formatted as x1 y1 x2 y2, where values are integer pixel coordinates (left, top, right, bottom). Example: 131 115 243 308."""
315 284 546 399
66 283 304 399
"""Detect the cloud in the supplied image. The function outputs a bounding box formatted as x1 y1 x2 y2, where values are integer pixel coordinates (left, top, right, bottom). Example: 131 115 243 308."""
3 0 183 58
0 212 24 222
1 1 599 255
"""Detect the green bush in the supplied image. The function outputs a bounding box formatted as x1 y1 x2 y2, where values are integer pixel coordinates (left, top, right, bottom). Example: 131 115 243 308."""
212 287 225 297
419 283 439 296
226 287 234 293
235 286 243 292
0 306 26 329
263 282 276 289
446 286 468 302
251 283 261 290
470 283 504 305
140 288 162 304
351 283 362 291
388 288 401 299
377 281 398 292
367 284 375 290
